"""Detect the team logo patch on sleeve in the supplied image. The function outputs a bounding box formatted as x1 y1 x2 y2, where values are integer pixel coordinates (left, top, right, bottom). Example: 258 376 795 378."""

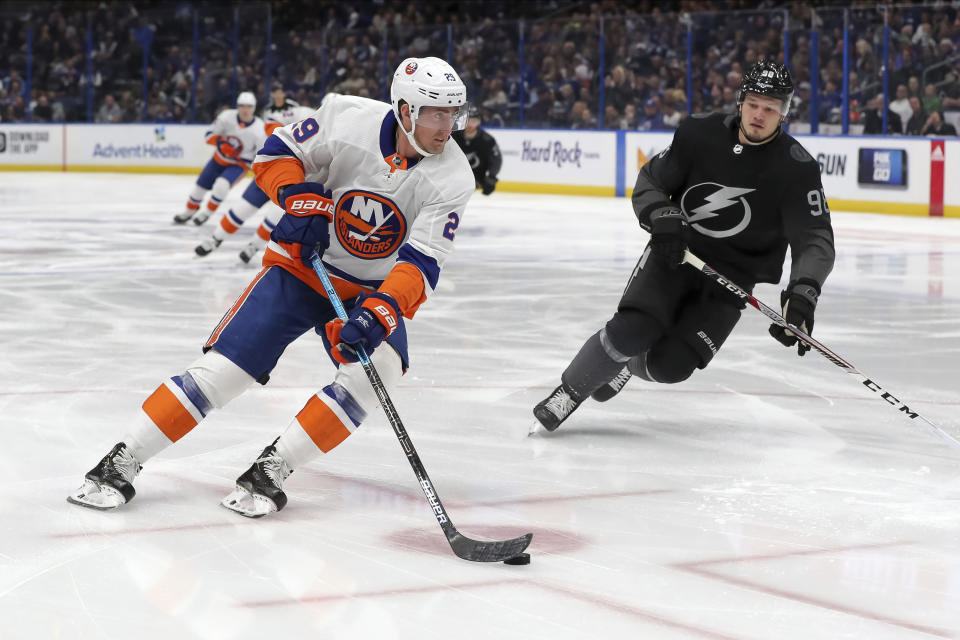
334 191 407 259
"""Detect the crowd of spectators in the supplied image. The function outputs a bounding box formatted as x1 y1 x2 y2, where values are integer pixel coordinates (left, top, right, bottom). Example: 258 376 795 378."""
1 0 960 136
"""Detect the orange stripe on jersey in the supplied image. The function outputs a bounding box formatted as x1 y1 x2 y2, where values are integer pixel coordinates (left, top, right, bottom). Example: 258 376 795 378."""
256 223 271 241
379 262 427 318
253 157 305 206
295 395 352 452
206 267 271 349
220 216 239 234
262 245 367 301
142 384 198 442
264 122 283 136
205 134 219 145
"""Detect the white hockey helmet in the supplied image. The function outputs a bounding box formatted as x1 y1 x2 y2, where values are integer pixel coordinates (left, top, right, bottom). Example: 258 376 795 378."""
391 57 468 156
236 91 257 108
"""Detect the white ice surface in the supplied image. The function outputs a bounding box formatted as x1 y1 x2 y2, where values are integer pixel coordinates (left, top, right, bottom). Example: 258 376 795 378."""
2 172 960 639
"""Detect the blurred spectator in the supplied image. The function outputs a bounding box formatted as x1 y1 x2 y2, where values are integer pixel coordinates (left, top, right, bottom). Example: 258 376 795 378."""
96 94 123 123
888 84 911 132
636 97 664 130
790 81 811 121
619 103 637 129
921 110 957 136
863 92 903 135
904 96 926 135
573 105 597 129
661 89 685 129
922 84 942 114
32 93 53 121
525 88 554 127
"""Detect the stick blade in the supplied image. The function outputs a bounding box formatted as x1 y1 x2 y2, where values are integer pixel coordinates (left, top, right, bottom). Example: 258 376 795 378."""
449 532 533 562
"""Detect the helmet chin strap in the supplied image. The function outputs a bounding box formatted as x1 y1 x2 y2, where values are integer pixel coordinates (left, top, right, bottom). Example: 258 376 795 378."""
396 114 435 158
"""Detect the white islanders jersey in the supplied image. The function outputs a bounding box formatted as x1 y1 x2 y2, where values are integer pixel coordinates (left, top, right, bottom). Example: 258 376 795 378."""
207 109 269 166
253 94 475 310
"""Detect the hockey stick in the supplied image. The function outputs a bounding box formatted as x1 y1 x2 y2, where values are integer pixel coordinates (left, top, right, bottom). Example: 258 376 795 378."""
310 254 533 562
681 249 960 450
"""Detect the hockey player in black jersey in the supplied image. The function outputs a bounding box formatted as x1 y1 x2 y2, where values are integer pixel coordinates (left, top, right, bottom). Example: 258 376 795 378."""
533 60 836 433
452 106 502 195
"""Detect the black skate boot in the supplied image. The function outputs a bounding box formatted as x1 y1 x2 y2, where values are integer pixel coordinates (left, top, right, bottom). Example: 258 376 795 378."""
67 442 142 510
591 366 632 402
194 236 222 256
221 438 293 518
533 384 584 432
238 241 260 264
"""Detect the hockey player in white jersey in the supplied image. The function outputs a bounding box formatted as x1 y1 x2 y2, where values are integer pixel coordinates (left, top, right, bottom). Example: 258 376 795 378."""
68 57 475 518
173 91 268 226
193 103 318 261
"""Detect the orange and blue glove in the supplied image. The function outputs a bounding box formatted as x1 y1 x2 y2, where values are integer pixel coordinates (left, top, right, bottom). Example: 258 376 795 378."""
324 292 401 364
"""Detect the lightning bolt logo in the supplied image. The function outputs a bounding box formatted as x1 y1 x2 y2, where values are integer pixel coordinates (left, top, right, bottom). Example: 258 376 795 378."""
681 183 755 239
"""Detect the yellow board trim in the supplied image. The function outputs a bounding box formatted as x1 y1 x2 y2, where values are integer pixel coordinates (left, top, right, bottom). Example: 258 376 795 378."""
0 164 63 171
498 181 615 197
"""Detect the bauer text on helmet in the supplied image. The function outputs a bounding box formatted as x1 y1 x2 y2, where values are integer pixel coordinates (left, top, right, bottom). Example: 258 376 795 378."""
391 57 470 157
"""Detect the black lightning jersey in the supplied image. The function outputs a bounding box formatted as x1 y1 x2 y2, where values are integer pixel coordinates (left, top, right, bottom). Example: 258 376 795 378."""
451 128 502 184
632 113 835 289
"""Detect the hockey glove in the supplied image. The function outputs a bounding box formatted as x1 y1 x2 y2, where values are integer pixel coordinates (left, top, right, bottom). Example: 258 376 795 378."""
324 292 401 364
480 174 498 195
769 279 819 356
648 206 689 269
272 182 334 265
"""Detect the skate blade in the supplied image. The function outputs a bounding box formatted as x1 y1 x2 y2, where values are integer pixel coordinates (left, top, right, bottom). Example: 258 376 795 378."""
191 215 210 226
527 420 545 437
220 486 277 518
66 480 126 510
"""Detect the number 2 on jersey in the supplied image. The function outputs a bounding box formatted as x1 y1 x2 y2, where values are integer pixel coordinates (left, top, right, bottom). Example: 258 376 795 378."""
443 212 460 240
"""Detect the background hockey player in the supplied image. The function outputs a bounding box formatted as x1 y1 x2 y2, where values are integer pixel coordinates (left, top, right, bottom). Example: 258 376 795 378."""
262 82 300 123
194 97 318 262
173 91 267 226
451 106 502 195
533 60 836 433
68 57 475 519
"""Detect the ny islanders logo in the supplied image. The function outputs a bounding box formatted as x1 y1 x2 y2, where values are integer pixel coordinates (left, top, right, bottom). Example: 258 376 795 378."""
335 191 407 259
679 182 756 239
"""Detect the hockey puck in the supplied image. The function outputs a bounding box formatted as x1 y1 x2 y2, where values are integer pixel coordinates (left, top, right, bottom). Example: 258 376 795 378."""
503 552 531 565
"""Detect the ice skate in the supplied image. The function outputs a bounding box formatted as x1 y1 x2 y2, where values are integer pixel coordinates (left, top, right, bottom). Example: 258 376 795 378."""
173 210 195 224
533 384 584 432
591 366 632 402
221 439 293 518
191 210 211 226
67 442 142 510
194 236 222 257
238 241 260 264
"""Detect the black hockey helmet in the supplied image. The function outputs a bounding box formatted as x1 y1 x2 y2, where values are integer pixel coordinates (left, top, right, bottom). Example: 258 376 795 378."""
737 59 794 116
467 104 480 120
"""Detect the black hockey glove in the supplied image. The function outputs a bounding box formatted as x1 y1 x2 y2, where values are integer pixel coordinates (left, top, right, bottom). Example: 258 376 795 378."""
769 279 819 356
480 174 498 195
648 206 689 269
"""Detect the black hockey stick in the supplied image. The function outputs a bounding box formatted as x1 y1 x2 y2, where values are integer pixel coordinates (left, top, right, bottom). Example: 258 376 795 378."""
683 249 960 450
311 254 532 562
